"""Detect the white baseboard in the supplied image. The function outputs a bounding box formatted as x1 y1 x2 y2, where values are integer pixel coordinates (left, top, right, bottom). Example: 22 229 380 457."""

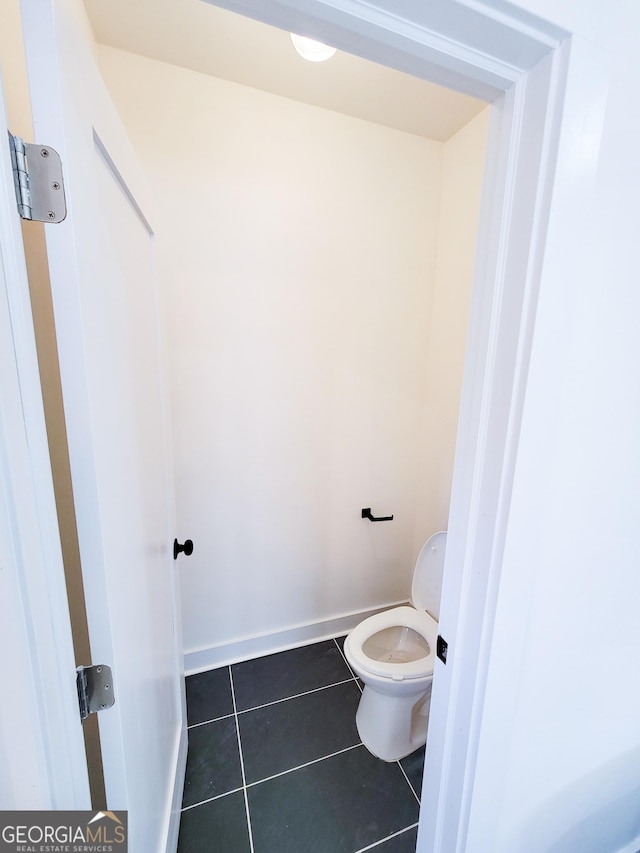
184 601 407 675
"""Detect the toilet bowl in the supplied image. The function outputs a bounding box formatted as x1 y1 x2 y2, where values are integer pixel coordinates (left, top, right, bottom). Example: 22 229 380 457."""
344 531 446 762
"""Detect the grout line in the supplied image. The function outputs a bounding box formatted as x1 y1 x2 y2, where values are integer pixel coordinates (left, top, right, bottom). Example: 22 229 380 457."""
396 760 421 804
237 677 358 714
184 640 419 848
181 786 244 813
333 637 363 692
187 711 235 729
246 743 362 788
190 679 355 727
353 822 419 853
236 678 357 715
229 666 255 853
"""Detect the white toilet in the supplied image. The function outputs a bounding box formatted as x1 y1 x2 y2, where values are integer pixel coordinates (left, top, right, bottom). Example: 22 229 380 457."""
344 531 446 762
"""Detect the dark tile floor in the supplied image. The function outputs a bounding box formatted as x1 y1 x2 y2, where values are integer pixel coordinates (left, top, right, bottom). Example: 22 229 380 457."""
178 637 425 852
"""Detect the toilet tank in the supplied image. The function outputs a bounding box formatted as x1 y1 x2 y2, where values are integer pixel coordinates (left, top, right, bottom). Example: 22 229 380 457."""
411 531 447 620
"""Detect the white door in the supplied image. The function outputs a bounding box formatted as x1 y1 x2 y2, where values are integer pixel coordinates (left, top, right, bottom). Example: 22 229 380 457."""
20 0 186 849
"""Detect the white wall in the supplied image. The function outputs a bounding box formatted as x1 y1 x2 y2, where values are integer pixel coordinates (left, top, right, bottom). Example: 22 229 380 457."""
96 46 487 662
412 109 489 555
462 2 640 851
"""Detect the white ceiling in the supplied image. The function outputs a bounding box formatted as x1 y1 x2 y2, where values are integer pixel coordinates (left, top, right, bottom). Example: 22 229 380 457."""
83 0 487 142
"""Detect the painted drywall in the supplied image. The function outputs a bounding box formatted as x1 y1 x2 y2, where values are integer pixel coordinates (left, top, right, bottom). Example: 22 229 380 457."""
0 6 49 792
459 3 640 852
95 45 486 661
411 108 489 556
0 0 32 136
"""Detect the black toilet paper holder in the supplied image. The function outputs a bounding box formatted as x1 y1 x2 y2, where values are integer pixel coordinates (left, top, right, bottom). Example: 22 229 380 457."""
361 507 394 522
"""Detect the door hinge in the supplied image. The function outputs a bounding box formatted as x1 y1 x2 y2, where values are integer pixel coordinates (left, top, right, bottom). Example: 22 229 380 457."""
76 664 115 722
8 132 66 223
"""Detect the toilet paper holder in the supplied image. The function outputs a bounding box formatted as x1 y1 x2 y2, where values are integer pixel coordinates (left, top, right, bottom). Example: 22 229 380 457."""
361 507 394 522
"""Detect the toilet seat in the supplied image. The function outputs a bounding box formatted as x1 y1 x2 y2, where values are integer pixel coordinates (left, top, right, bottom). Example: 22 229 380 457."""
345 606 438 681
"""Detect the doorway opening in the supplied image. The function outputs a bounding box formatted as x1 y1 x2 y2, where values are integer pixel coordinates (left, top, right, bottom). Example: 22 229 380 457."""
144 5 567 852
87 12 494 847
85 4 492 673
101 31 489 653
16 0 569 849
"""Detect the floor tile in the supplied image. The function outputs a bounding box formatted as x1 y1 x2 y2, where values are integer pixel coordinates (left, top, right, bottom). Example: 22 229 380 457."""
238 680 361 784
366 825 418 852
232 640 353 711
182 716 243 808
399 746 425 801
178 790 251 853
186 666 233 725
334 635 363 688
248 744 420 853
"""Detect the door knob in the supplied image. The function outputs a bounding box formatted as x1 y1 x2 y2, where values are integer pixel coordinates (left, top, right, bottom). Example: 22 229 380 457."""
173 538 193 560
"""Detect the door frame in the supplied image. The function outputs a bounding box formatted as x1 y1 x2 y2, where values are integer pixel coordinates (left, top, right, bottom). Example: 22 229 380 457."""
419 42 574 852
0 71 89 809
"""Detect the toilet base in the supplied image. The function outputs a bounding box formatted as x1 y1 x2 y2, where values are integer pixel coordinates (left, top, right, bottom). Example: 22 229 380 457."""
355 682 432 762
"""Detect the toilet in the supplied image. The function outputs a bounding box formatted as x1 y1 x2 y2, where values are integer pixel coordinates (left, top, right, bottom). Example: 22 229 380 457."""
344 531 446 762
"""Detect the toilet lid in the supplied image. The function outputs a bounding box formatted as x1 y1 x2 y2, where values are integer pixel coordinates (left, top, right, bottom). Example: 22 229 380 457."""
411 531 447 620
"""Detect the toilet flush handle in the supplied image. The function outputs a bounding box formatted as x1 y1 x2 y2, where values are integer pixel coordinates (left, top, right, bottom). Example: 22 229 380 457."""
361 507 394 522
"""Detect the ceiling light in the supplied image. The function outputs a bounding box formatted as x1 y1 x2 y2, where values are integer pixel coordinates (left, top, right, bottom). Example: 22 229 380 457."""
290 33 337 62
